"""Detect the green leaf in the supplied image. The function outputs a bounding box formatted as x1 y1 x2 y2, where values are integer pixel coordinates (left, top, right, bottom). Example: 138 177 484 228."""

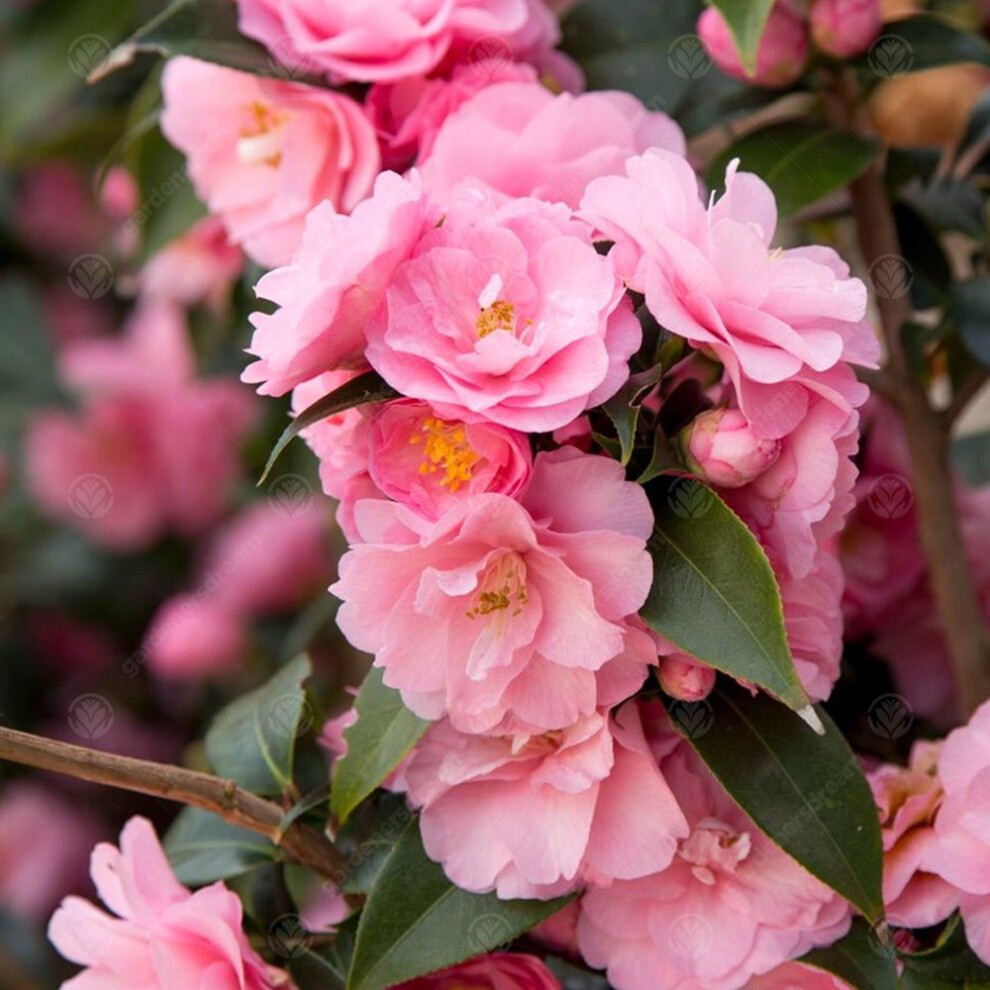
164 807 275 885
799 918 898 990
91 0 323 85
601 365 664 466
951 278 990 370
280 784 331 833
705 121 881 217
260 370 400 485
205 654 312 796
705 0 776 73
640 476 810 713
863 16 990 77
953 431 990 487
331 667 429 824
900 915 990 986
347 820 572 990
681 682 885 922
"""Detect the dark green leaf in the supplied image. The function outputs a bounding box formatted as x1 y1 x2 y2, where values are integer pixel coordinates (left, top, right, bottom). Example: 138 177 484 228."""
260 371 399 485
705 121 881 217
280 784 331 833
347 820 572 990
681 682 885 921
289 949 346 990
799 918 897 990
862 16 990 77
205 654 312 796
91 0 323 85
641 476 810 713
952 278 990 369
901 177 987 240
705 0 776 73
900 914 990 985
953 431 990 487
602 365 663 466
331 667 429 824
164 807 275 885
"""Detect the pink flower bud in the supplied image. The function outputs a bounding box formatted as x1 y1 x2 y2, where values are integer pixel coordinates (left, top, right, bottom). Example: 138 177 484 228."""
682 407 781 488
657 655 716 701
810 0 882 57
144 595 246 681
698 3 810 88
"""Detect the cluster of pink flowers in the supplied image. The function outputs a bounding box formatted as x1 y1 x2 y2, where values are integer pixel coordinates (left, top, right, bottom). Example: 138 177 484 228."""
699 0 883 88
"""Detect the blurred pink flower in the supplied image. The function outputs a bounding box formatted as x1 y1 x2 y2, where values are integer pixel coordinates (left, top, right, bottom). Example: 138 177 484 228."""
392 953 563 990
49 817 292 990
161 56 380 268
809 0 882 57
744 962 853 989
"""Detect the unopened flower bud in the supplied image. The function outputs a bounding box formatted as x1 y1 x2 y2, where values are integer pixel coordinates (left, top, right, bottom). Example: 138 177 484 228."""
810 0 882 57
681 407 780 489
657 655 717 702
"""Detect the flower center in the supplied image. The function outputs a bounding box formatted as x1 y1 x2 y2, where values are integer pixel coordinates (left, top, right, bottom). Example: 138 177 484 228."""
476 299 517 338
410 417 479 493
678 818 751 886
236 101 291 168
466 553 529 621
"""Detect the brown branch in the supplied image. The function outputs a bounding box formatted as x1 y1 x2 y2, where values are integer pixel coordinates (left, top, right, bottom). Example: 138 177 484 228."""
942 368 990 428
0 725 348 882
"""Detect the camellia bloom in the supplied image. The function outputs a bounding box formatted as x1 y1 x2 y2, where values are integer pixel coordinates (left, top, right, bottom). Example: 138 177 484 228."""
405 704 688 898
235 0 559 84
49 817 292 990
698 2 809 88
365 189 640 432
868 741 959 929
161 56 379 268
332 448 654 734
420 82 686 209
392 953 563 990
925 698 990 963
744 963 853 989
577 713 851 990
809 0 881 58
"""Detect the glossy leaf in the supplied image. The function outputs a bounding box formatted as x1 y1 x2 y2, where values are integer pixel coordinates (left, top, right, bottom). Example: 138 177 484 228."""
863 16 990 76
681 682 886 922
640 476 809 712
331 667 429 824
705 121 881 217
260 370 399 484
799 918 898 990
601 365 663 466
952 278 990 370
899 915 990 987
164 807 275 885
347 821 572 990
705 0 776 72
205 654 312 796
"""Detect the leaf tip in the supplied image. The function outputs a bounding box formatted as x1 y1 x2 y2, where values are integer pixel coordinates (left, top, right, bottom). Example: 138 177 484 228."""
797 704 826 736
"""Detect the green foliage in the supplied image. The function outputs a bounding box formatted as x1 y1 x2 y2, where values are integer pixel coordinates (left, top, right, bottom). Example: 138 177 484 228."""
164 807 275 885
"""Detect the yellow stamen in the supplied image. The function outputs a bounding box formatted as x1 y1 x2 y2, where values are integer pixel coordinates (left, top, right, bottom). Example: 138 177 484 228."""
466 554 529 620
476 298 516 338
409 417 479 493
237 100 291 168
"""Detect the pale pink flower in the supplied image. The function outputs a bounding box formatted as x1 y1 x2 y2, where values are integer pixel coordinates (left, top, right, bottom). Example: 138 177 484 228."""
365 189 639 432
698 2 810 88
405 703 688 898
331 448 654 734
235 0 559 84
139 216 244 311
49 817 292 990
868 741 959 929
581 152 878 443
682 406 781 489
809 0 882 57
577 718 851 990
392 952 563 990
0 783 102 922
245 171 438 395
744 963 853 989
420 82 685 209
161 56 379 268
925 698 990 964
143 594 248 681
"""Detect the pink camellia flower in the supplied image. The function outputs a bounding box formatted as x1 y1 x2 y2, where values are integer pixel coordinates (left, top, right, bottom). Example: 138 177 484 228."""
365 189 639 433
577 717 851 990
366 61 540 171
332 448 654 734
682 406 781 489
49 816 292 990
25 305 255 550
235 0 559 85
868 741 959 929
244 171 438 394
139 216 244 311
420 82 685 209
0 783 103 923
809 0 882 58
142 594 248 681
698 2 810 88
405 703 688 898
925 698 990 963
656 654 716 702
392 952 563 990
744 963 853 989
161 56 380 268
581 152 878 443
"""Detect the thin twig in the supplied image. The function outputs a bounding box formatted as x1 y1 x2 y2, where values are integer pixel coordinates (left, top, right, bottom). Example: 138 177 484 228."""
0 725 348 882
942 368 990 428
